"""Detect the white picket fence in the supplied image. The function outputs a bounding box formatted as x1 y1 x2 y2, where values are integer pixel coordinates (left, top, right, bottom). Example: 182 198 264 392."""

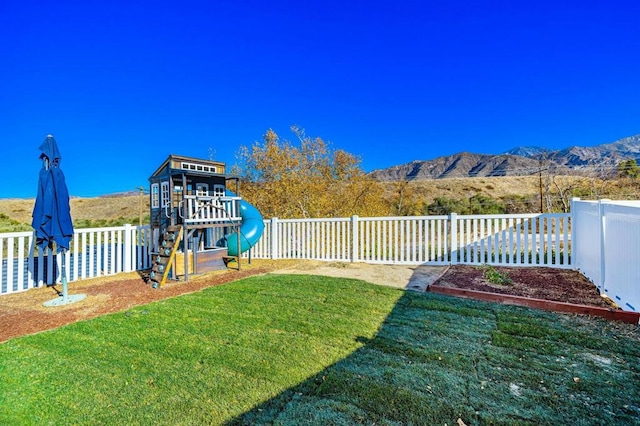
2 203 638 312
1 225 152 295
249 213 571 268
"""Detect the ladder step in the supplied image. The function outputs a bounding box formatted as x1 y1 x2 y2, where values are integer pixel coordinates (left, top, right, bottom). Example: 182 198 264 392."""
150 226 184 288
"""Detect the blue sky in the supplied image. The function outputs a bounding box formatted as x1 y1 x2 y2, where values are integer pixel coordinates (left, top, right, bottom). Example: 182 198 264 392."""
2 0 639 198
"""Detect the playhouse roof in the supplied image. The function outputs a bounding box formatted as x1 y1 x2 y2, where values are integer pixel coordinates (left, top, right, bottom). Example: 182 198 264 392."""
149 154 227 180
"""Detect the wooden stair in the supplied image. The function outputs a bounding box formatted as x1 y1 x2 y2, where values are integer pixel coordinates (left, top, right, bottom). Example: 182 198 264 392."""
149 226 183 288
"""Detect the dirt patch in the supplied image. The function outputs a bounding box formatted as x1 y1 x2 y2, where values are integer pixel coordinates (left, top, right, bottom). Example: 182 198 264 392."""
271 260 448 291
0 260 616 343
431 265 613 309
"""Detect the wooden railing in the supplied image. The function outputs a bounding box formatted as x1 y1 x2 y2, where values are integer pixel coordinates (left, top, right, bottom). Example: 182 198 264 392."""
181 195 241 225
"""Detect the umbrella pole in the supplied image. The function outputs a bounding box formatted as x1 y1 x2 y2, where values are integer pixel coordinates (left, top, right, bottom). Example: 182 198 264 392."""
43 248 86 307
61 250 68 302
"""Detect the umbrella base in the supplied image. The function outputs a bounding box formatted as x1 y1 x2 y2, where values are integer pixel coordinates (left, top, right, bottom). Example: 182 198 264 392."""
43 294 87 307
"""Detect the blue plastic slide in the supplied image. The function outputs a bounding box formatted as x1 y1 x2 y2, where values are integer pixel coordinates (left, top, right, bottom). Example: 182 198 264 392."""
220 190 265 256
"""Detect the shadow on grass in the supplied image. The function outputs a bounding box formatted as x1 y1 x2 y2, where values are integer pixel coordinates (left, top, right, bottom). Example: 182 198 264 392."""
227 269 640 425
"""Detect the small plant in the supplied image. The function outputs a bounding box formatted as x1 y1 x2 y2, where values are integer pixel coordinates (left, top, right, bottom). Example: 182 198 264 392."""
482 265 512 285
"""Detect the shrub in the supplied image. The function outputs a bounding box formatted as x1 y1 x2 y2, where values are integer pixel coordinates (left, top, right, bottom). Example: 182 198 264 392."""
482 265 512 285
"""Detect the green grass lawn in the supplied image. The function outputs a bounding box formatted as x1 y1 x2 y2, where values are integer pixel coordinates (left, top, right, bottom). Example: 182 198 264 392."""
1 274 638 425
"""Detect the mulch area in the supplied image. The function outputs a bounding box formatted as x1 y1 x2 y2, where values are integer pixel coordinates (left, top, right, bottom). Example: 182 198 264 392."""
431 265 614 308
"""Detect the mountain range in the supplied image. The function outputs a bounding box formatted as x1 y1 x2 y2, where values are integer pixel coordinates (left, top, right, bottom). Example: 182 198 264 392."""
369 134 640 181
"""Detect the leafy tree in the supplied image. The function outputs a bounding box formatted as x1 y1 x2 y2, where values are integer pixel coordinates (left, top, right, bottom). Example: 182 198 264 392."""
617 159 639 179
234 127 388 219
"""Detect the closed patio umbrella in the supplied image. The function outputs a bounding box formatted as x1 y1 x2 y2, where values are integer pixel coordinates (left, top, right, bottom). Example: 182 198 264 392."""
32 134 85 306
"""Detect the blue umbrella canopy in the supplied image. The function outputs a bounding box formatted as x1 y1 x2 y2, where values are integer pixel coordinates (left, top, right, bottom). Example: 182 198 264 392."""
32 135 74 252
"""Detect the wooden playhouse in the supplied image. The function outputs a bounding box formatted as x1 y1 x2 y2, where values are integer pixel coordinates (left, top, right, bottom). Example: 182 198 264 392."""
148 154 260 287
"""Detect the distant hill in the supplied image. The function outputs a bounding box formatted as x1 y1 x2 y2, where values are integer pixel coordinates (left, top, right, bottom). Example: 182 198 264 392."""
539 134 640 171
0 195 148 229
370 134 640 181
504 146 553 157
369 153 543 181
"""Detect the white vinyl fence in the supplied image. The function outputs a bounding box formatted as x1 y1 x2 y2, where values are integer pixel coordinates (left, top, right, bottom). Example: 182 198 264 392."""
2 205 638 313
1 212 570 297
1 225 152 295
249 213 572 268
572 198 640 312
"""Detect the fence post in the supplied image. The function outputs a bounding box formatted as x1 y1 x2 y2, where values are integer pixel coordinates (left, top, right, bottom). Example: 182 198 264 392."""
27 234 35 289
351 215 359 263
270 217 279 259
7 237 14 291
449 213 458 264
598 200 609 293
124 224 133 272
570 198 579 268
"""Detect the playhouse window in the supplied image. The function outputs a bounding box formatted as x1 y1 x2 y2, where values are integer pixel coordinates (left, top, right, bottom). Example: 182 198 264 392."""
151 184 159 209
161 182 170 206
196 183 209 196
213 184 225 197
181 161 217 173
